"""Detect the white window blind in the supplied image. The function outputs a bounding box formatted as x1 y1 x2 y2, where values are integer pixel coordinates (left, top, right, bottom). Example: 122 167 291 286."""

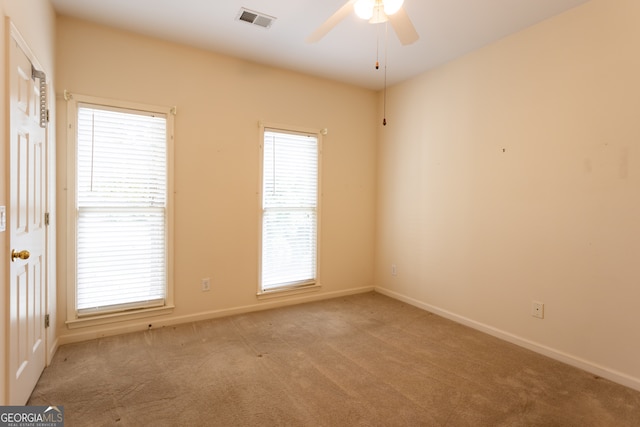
76 105 167 315
261 129 319 291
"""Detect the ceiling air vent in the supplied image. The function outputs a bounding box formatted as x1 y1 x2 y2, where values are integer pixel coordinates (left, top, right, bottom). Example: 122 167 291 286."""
236 8 276 29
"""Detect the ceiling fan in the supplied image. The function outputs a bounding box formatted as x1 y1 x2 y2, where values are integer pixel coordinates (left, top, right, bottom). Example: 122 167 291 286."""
306 0 419 45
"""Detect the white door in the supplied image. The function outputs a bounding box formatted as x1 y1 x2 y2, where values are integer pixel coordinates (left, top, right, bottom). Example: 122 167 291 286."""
7 26 47 405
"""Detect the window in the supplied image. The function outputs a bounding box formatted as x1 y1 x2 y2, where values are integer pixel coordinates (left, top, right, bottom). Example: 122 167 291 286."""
259 126 322 294
66 94 174 324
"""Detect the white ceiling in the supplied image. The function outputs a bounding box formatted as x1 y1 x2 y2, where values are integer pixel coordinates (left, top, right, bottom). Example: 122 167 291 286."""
49 0 591 90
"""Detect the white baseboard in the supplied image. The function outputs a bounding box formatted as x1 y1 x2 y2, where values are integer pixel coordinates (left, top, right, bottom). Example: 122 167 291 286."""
47 337 59 366
57 286 375 346
375 286 640 393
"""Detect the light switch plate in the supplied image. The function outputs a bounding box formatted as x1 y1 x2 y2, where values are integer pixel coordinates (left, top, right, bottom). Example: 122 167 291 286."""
0 206 5 232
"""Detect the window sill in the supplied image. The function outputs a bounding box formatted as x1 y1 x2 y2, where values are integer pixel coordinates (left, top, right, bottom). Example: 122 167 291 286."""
66 305 175 329
256 283 321 300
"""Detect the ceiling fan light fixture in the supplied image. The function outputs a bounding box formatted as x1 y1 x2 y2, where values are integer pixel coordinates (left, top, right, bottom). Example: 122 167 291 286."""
307 0 418 45
369 5 388 24
383 0 404 16
354 0 375 20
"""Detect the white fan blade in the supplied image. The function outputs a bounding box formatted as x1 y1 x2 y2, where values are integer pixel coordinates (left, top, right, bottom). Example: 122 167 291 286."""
306 0 358 43
388 6 419 45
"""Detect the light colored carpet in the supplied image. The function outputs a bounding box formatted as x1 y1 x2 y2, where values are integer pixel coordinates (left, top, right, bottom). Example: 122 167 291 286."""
28 292 640 426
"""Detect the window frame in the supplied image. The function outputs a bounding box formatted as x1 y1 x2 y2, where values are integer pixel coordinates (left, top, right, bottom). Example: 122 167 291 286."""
65 94 175 328
257 122 323 298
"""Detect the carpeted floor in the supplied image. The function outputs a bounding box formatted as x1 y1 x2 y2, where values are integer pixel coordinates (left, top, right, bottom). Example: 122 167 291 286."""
29 292 640 426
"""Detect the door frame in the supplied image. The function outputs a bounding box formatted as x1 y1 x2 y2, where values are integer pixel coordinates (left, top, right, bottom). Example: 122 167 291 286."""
5 18 56 404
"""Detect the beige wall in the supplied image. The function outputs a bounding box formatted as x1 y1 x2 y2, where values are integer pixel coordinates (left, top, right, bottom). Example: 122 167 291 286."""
375 0 640 390
55 17 377 343
0 0 56 405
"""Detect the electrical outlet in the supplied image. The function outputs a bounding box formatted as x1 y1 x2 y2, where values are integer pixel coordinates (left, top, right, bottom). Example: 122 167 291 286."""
391 264 397 276
201 278 211 292
531 301 544 319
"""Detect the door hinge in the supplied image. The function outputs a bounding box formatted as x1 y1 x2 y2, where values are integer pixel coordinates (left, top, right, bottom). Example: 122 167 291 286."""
46 109 50 123
44 212 50 226
45 314 50 328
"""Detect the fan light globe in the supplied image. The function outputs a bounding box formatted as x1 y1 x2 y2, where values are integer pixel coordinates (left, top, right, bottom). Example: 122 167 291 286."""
354 0 375 19
383 0 404 16
355 0 404 20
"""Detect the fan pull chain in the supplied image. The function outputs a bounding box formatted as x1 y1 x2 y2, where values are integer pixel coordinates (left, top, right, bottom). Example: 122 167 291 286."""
376 20 380 70
383 21 388 126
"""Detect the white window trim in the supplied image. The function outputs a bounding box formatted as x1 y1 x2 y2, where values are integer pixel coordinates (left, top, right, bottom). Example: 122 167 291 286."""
257 121 324 298
65 93 175 327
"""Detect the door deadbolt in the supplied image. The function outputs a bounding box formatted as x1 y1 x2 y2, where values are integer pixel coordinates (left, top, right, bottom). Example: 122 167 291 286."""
11 249 30 262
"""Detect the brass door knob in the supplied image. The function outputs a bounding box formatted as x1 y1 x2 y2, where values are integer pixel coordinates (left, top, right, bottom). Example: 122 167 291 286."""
11 249 30 262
